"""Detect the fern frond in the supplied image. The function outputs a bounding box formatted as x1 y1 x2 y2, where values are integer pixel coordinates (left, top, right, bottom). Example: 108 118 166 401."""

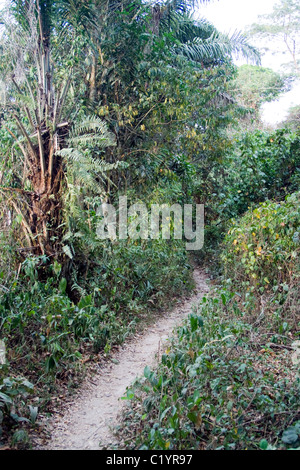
56 115 119 193
67 133 114 148
69 115 115 137
57 148 127 193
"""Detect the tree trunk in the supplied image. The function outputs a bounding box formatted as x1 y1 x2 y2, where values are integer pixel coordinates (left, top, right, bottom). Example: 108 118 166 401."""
10 1 70 259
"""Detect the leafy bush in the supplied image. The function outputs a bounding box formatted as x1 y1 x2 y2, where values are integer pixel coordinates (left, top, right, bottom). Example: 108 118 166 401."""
0 260 133 376
220 129 300 219
191 129 300 271
222 191 300 292
63 174 194 319
0 231 193 398
0 370 35 447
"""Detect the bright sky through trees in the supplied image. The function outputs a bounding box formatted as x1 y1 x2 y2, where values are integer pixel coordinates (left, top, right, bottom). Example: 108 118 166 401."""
198 0 277 32
198 0 300 125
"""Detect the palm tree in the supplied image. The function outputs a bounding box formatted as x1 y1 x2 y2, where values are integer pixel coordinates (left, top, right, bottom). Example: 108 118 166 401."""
0 0 114 258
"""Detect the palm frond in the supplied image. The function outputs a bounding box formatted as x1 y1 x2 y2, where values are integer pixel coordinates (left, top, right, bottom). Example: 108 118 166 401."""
160 10 214 41
177 30 261 65
56 0 97 31
148 1 213 12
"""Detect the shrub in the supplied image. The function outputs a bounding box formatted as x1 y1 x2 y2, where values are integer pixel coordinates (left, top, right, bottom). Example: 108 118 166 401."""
220 129 300 219
222 191 300 292
0 370 35 447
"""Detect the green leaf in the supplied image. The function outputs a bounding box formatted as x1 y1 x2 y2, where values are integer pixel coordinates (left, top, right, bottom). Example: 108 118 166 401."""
144 365 151 379
121 389 135 400
59 277 67 294
0 392 13 406
78 295 92 310
10 413 29 423
62 245 73 259
260 439 269 450
29 406 38 424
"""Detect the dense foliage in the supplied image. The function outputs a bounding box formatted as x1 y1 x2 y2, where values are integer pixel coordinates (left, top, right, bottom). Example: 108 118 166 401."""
0 0 299 451
223 191 300 292
118 295 299 450
117 192 300 450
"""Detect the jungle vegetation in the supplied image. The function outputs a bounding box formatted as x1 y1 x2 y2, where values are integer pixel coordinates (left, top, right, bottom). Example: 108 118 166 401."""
0 0 299 450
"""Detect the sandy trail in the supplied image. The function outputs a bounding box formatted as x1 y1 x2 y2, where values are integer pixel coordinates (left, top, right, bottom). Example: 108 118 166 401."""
39 269 209 450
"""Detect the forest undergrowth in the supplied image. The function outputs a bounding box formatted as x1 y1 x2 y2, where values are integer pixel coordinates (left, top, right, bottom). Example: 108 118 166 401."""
0 0 299 451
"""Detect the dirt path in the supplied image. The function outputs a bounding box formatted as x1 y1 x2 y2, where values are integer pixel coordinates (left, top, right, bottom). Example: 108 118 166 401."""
38 269 209 450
